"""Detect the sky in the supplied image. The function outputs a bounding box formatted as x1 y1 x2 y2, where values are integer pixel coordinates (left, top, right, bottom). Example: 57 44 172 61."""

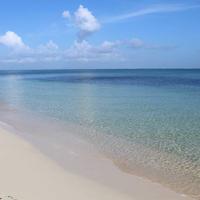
0 0 200 69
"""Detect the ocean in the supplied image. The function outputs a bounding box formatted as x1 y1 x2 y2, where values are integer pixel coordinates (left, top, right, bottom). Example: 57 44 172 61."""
0 69 199 199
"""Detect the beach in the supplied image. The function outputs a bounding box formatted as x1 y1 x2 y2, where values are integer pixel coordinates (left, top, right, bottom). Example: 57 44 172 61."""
0 123 194 200
0 69 199 199
0 0 199 198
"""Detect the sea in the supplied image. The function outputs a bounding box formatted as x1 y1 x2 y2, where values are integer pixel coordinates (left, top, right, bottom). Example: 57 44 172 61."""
0 69 199 199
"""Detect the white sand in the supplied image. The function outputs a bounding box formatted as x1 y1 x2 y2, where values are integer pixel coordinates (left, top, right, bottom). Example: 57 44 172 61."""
0 126 194 200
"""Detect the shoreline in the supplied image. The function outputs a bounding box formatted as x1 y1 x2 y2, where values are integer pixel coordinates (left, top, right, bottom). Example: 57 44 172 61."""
0 121 194 200
0 123 134 200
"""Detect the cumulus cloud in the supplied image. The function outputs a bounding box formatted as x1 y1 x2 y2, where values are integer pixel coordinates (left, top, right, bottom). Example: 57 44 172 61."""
62 5 101 41
0 31 28 49
37 40 59 54
65 40 120 61
97 41 121 53
0 38 62 64
0 32 175 65
66 40 92 61
62 10 71 19
74 5 100 40
0 39 122 64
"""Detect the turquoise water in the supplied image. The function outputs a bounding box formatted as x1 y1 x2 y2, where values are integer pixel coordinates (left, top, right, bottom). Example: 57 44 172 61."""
0 69 200 198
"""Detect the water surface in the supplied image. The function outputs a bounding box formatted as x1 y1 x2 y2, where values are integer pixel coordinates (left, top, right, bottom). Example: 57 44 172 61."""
0 69 199 199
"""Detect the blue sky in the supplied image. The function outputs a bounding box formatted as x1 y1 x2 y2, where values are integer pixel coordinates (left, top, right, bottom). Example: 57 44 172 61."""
0 0 200 69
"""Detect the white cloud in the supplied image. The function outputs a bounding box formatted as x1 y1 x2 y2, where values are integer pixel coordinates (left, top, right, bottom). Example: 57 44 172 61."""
62 10 71 19
105 4 200 23
0 31 28 49
101 41 120 49
0 39 121 64
97 41 121 53
1 57 36 64
126 38 177 51
37 40 59 54
74 5 101 40
0 39 61 64
0 34 175 65
62 5 101 41
66 40 92 61
129 38 144 48
65 40 121 62
45 40 58 50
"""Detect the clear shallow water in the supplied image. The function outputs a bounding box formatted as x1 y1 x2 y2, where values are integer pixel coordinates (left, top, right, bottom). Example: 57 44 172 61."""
0 69 200 199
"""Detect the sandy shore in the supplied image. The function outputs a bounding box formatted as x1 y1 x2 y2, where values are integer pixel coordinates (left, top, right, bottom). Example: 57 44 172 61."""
0 125 194 200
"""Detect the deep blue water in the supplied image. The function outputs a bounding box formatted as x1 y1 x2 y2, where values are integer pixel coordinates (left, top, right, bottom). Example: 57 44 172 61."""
0 69 200 198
